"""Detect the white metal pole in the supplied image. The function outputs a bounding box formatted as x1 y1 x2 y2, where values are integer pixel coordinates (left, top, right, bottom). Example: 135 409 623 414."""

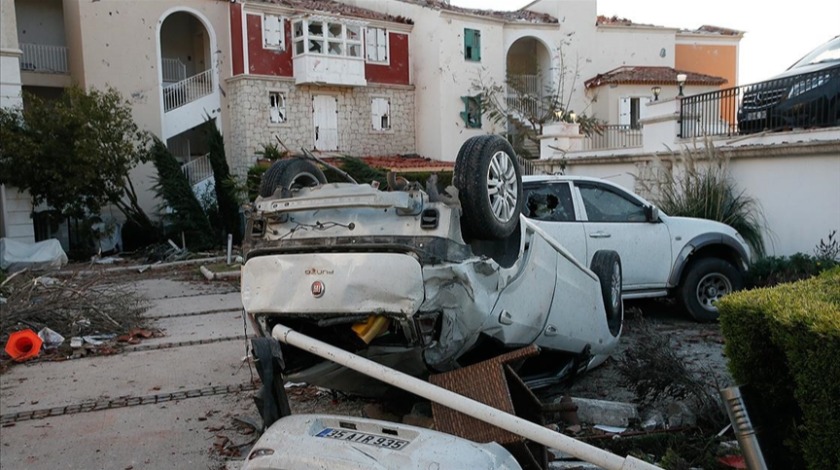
271 324 661 470
227 233 233 265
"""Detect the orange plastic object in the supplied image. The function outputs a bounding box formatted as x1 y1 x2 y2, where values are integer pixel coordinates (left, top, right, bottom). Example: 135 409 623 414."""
4 329 43 362
351 315 390 344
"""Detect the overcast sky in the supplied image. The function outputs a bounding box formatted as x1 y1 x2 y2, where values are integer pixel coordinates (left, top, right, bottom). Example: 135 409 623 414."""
449 0 840 85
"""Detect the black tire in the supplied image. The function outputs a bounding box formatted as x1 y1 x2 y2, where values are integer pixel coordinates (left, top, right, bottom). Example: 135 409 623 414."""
590 250 622 336
679 257 744 322
259 158 327 198
454 135 523 239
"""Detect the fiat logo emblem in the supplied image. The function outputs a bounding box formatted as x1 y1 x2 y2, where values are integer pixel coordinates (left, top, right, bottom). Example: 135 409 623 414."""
311 281 325 298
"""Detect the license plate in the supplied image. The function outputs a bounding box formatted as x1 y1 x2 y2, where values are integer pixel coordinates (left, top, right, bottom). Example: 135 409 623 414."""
316 428 410 450
745 110 767 120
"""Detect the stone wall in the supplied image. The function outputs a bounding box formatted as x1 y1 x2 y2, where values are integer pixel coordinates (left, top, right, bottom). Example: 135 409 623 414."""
226 76 415 177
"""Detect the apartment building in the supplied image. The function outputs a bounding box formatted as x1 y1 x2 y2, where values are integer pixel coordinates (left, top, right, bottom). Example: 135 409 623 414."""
1 0 741 246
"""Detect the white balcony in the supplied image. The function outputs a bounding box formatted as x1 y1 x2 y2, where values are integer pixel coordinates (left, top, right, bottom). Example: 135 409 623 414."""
293 54 366 87
181 154 213 187
19 43 69 74
162 58 187 84
162 69 220 140
163 69 213 112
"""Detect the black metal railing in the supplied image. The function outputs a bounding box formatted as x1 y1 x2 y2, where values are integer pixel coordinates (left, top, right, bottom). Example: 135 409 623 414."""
584 125 643 150
680 67 840 138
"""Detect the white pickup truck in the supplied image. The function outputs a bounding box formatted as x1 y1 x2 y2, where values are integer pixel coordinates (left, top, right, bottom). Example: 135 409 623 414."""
241 136 622 397
521 175 751 321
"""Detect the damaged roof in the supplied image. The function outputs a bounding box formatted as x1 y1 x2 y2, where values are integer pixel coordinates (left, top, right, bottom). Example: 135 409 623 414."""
585 66 728 89
324 155 454 172
397 0 558 23
252 0 414 25
596 15 743 36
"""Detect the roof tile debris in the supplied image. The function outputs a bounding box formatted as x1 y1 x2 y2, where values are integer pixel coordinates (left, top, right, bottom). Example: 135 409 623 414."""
324 154 454 172
585 66 728 88
397 0 557 23
255 0 414 25
692 25 743 36
596 15 635 26
597 15 743 36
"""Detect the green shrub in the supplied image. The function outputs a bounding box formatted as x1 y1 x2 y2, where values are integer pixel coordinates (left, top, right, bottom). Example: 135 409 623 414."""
149 140 215 250
246 162 270 202
718 269 840 469
748 253 838 288
642 141 767 257
205 123 243 243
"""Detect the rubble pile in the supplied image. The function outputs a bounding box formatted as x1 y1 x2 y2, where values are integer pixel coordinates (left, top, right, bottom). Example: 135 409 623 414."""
0 270 149 353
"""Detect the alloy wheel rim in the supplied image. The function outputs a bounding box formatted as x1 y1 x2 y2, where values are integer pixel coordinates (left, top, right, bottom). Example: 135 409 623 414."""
696 272 732 311
486 151 518 222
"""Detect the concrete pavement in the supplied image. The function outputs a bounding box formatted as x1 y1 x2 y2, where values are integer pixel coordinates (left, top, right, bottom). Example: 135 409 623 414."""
0 273 256 470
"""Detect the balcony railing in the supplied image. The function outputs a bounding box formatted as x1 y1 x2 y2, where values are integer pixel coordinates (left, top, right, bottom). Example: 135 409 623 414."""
181 154 212 187
679 67 840 138
163 69 213 112
162 58 187 83
517 155 539 176
506 74 542 121
583 125 643 150
20 43 69 74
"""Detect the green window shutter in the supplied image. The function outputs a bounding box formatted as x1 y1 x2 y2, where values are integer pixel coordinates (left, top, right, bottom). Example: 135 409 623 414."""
473 30 481 61
464 29 480 61
460 96 482 128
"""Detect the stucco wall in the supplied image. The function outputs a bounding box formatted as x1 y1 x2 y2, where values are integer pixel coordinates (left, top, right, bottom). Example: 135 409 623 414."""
559 140 840 258
227 76 415 176
60 0 232 218
676 36 738 88
1 185 35 242
15 0 65 46
2 0 20 49
0 54 23 108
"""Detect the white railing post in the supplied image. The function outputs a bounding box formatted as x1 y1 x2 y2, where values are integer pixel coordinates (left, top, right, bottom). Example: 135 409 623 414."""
162 58 187 83
181 153 213 187
163 69 214 112
20 43 69 74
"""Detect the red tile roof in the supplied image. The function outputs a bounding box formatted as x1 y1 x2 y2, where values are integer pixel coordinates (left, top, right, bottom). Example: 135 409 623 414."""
324 154 454 172
254 0 414 25
397 0 557 23
585 66 728 89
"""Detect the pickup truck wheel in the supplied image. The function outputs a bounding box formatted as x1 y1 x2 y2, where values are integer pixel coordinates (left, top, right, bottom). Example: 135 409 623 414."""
454 135 523 239
590 250 622 336
259 158 326 198
679 258 743 322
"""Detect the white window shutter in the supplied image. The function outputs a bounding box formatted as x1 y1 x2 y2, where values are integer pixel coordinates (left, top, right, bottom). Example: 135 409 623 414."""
377 28 387 61
365 27 377 61
371 99 381 130
264 15 282 48
618 97 630 126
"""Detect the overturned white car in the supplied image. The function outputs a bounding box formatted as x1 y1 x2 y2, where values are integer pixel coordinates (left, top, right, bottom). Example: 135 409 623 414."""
241 136 622 396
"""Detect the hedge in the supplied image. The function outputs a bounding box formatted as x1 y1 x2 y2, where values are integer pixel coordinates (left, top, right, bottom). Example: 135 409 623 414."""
718 268 840 469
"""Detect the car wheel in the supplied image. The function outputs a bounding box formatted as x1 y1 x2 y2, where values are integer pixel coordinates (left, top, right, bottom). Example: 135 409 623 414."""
679 257 743 322
590 250 622 336
454 135 523 239
259 158 327 198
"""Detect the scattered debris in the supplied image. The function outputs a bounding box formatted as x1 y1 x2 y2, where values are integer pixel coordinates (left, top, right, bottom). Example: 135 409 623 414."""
0 271 149 358
117 328 162 345
37 327 65 350
568 397 639 428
